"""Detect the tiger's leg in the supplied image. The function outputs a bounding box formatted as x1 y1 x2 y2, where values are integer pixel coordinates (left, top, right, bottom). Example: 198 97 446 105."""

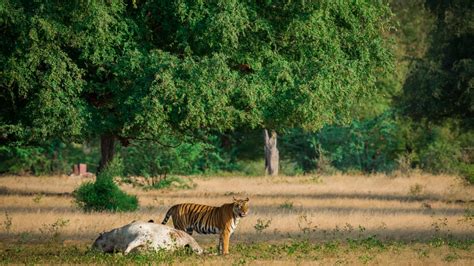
221 230 231 255
218 234 223 254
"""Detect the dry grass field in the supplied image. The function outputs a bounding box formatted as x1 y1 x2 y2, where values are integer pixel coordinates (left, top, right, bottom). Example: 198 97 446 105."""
0 173 473 264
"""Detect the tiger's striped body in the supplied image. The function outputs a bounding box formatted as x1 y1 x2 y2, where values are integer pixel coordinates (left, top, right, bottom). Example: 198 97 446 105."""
161 198 249 255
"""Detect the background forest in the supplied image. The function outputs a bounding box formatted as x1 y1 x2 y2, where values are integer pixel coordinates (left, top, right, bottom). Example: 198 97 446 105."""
0 0 472 183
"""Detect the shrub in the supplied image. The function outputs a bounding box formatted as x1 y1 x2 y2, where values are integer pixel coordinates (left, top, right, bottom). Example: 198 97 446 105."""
419 129 461 174
73 158 138 212
254 218 272 234
458 163 474 184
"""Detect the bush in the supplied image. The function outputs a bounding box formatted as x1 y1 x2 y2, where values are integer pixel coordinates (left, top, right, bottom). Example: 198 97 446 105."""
418 127 461 174
458 163 474 184
73 158 138 212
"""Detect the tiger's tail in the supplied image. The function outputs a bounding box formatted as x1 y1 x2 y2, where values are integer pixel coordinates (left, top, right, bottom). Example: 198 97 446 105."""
161 205 176 225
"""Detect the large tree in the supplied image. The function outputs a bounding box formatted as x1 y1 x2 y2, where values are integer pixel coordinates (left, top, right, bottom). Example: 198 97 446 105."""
141 0 393 174
1 0 393 176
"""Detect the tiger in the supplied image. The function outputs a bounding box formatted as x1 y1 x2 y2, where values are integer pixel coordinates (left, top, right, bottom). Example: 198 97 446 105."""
161 197 249 255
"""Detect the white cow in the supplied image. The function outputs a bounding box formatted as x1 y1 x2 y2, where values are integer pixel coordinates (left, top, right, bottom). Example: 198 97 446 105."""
92 221 203 255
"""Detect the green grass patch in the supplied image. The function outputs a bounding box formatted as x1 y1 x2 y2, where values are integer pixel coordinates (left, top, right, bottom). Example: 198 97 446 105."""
0 238 472 264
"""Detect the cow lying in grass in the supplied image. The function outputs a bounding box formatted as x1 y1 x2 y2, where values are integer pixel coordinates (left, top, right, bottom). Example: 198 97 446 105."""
92 221 203 255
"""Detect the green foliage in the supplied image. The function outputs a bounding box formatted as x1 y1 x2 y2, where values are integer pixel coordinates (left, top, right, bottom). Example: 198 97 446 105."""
235 160 265 176
0 140 99 175
102 155 124 179
122 141 201 177
146 175 195 190
3 0 468 178
121 136 237 177
278 113 473 177
73 158 138 212
458 163 474 184
281 112 401 173
0 146 50 174
418 130 461 174
397 0 474 128
1 0 393 170
278 201 294 210
397 120 472 176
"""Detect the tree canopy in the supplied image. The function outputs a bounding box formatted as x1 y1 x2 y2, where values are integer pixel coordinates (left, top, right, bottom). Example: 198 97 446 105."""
0 0 393 169
398 0 473 128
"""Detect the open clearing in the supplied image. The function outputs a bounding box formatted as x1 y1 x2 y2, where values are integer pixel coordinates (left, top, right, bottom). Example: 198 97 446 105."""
0 173 473 264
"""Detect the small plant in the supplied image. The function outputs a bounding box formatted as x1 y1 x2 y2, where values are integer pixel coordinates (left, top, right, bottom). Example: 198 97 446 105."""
233 258 247 266
278 201 294 210
254 218 272 234
33 193 44 203
3 211 12 233
358 253 375 264
309 175 323 184
284 240 311 255
39 218 70 242
18 231 32 244
357 225 367 238
431 217 448 233
343 223 354 233
429 237 445 247
409 183 423 197
298 215 317 234
416 248 429 258
348 235 385 252
360 235 385 250
443 253 460 262
323 241 340 253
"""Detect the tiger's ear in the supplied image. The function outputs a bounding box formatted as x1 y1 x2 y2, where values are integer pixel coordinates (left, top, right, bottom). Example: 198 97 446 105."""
233 196 237 202
245 197 249 202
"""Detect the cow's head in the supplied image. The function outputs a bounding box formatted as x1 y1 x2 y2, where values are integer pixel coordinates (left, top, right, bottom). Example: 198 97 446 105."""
92 232 115 253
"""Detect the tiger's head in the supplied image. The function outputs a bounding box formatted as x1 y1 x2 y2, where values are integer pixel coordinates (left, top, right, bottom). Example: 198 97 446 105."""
232 197 250 218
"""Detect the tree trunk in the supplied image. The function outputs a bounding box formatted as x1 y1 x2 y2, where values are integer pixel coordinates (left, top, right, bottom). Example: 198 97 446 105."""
98 134 115 175
264 129 279 176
